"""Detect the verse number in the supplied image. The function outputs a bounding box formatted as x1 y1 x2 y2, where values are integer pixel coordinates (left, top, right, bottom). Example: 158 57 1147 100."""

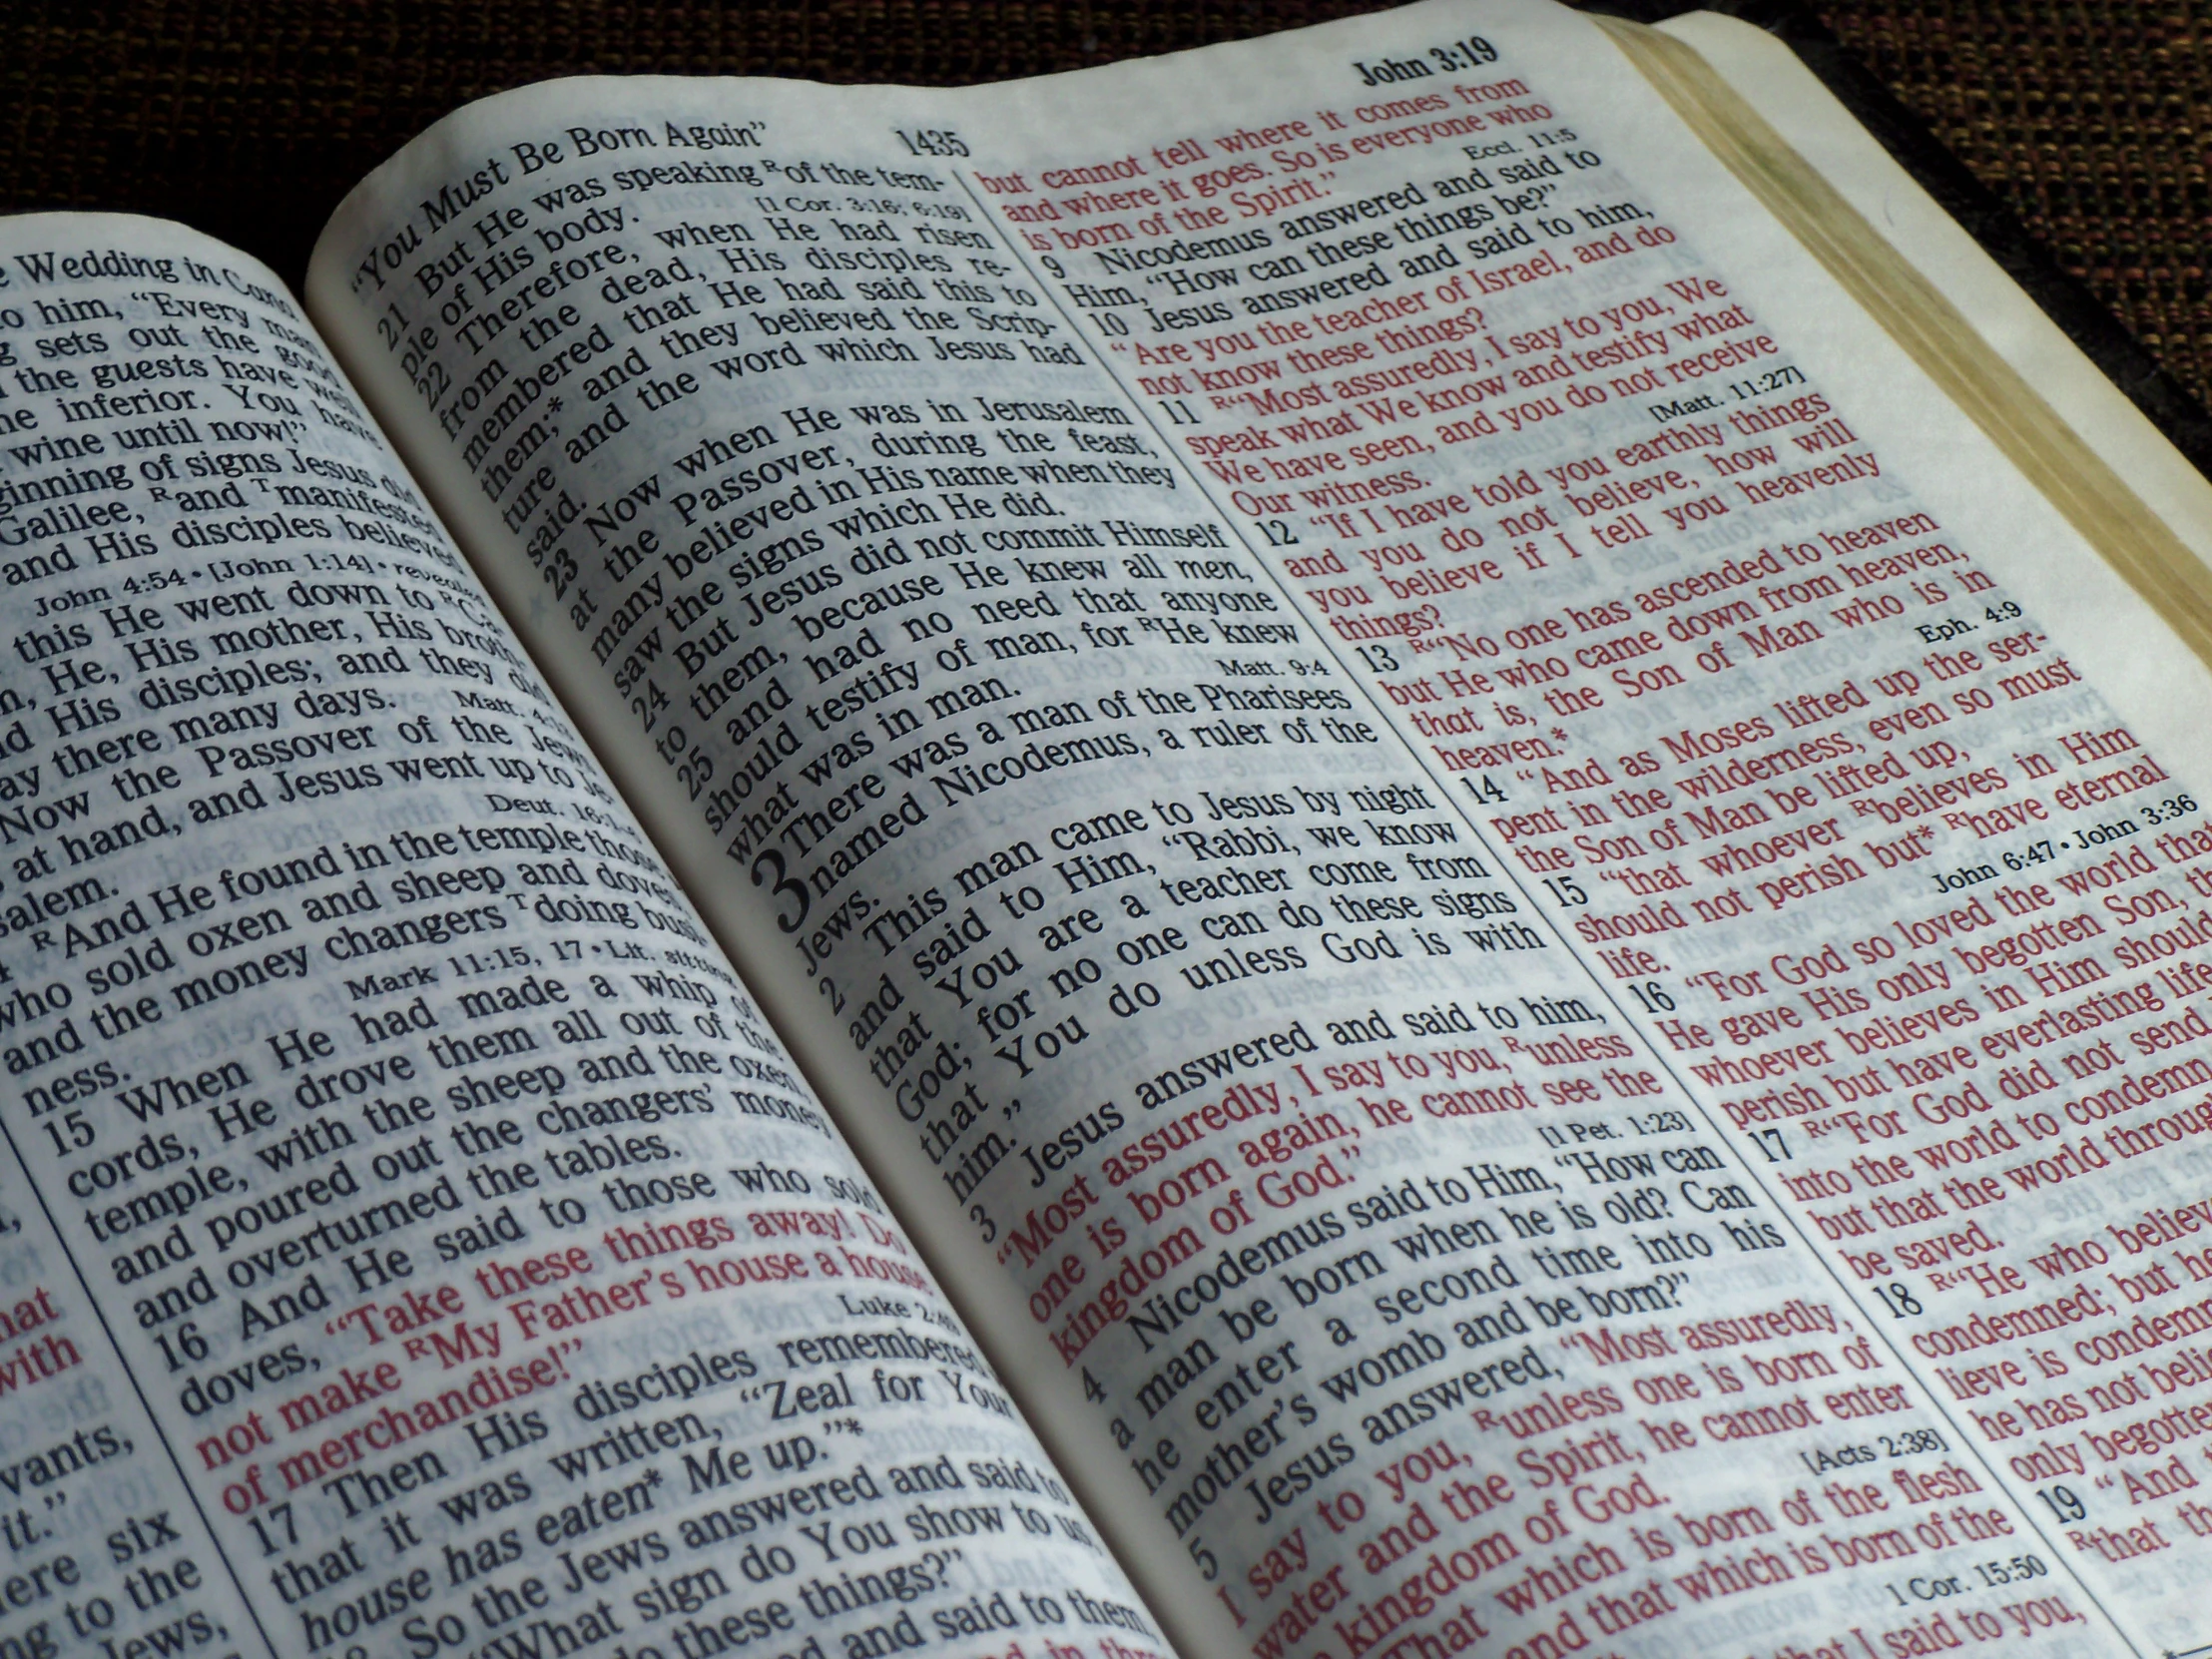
151 1320 209 1373
37 1110 92 1156
529 540 578 603
1872 1282 1922 1319
1749 1127 1792 1163
895 128 968 157
244 1501 297 1558
677 751 715 802
2035 1486 2086 1524
410 357 450 410
1540 875 1589 907
374 302 435 360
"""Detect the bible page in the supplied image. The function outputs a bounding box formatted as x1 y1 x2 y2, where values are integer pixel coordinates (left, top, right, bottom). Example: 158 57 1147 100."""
309 2 2212 1656
0 214 1149 1659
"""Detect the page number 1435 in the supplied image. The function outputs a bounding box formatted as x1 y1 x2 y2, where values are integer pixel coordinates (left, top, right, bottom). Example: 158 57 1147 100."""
896 129 969 157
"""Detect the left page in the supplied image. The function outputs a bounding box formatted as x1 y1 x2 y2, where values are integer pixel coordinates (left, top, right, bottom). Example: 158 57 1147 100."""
0 214 1158 1659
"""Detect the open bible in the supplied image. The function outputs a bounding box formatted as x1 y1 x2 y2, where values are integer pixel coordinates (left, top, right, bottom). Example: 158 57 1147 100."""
1 2 2210 1656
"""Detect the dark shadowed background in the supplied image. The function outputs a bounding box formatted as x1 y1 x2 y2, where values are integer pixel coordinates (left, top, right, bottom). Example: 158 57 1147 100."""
1 1 2206 421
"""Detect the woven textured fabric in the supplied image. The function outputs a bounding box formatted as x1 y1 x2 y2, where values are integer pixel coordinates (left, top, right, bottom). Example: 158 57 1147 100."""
0 1 2207 413
1818 4 2212 426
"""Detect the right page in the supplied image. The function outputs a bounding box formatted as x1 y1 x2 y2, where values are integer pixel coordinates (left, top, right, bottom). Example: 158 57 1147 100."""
308 3 2212 1654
